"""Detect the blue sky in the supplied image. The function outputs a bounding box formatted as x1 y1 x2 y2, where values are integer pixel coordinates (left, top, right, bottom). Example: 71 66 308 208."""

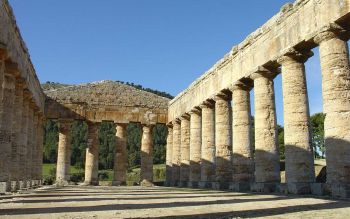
9 0 324 124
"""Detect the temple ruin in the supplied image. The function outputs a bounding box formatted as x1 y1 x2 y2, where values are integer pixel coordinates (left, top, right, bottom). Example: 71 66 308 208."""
0 0 350 200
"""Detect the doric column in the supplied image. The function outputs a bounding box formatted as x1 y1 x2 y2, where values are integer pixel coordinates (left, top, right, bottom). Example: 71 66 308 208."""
56 119 72 186
112 123 127 186
214 92 232 189
189 108 201 188
26 103 34 188
31 111 39 187
37 115 45 186
230 83 254 191
180 114 190 187
19 93 29 189
0 64 16 193
140 124 154 186
278 49 315 194
10 80 24 191
199 101 215 188
84 122 100 185
315 24 350 198
165 123 173 186
252 70 280 192
171 119 181 186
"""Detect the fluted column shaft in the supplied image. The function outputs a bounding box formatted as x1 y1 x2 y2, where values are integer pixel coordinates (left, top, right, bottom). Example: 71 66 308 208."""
180 115 190 187
172 120 181 186
113 123 127 186
315 27 350 197
26 103 34 188
189 110 201 187
253 73 280 191
165 125 173 186
31 111 39 186
10 81 23 191
200 102 215 187
214 93 232 188
19 95 29 189
231 85 254 187
56 120 72 186
0 70 15 193
84 122 100 185
279 53 315 194
141 124 154 186
37 116 44 185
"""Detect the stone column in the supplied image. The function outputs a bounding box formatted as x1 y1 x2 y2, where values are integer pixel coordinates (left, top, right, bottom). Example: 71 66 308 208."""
19 93 29 189
56 119 72 186
10 81 24 191
172 119 181 186
252 70 280 192
0 66 15 193
31 111 39 187
165 124 173 186
189 109 201 188
84 122 100 186
230 84 254 191
140 124 154 186
37 116 45 186
278 50 315 194
315 24 350 198
199 101 215 188
26 103 34 188
112 123 127 186
180 114 190 187
214 92 232 189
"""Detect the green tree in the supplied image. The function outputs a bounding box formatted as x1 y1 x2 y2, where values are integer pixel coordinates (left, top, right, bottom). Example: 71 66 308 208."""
310 113 325 158
43 120 59 163
98 122 116 170
71 121 88 168
277 125 285 160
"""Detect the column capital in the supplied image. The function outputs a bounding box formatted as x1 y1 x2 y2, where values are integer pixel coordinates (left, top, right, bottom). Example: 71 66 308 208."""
5 60 20 77
277 48 313 64
229 81 251 92
314 23 347 44
214 91 231 101
58 119 73 133
173 118 181 125
115 122 128 128
180 113 190 121
199 99 215 109
166 122 173 128
0 43 7 60
189 107 201 116
250 66 279 80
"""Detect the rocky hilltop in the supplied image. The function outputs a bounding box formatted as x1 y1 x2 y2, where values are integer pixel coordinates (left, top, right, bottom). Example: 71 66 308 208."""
43 80 170 108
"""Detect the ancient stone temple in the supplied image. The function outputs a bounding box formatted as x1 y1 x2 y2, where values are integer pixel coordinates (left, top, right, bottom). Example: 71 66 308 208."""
166 0 350 198
1 0 350 201
44 81 169 186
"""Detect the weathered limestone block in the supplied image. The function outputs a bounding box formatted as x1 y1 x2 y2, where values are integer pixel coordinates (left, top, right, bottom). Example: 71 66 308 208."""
278 50 315 194
172 120 181 186
214 92 232 188
31 111 39 187
113 123 127 186
252 72 280 192
315 25 350 198
180 115 190 187
231 84 254 188
84 122 100 186
0 67 15 193
200 101 215 188
56 119 72 186
10 80 23 191
189 109 201 187
37 116 45 185
141 124 154 186
165 124 173 186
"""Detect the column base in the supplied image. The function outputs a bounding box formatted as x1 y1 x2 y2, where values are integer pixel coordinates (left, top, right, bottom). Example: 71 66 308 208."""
229 182 251 192
188 181 199 188
331 183 350 198
287 182 312 195
0 181 10 194
212 182 230 190
198 181 213 189
11 181 19 192
55 180 70 187
112 181 126 186
140 179 154 187
82 181 99 186
26 180 32 188
251 182 280 193
19 180 27 189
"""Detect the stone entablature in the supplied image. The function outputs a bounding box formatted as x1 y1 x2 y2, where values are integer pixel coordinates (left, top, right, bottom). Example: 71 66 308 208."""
45 81 169 124
168 0 350 121
0 0 45 111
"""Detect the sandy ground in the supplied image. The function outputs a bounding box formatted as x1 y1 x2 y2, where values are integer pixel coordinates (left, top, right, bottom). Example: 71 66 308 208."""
0 186 349 219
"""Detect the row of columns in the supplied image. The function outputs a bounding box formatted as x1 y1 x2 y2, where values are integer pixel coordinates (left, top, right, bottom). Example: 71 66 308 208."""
0 49 45 194
166 26 350 197
56 122 155 186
